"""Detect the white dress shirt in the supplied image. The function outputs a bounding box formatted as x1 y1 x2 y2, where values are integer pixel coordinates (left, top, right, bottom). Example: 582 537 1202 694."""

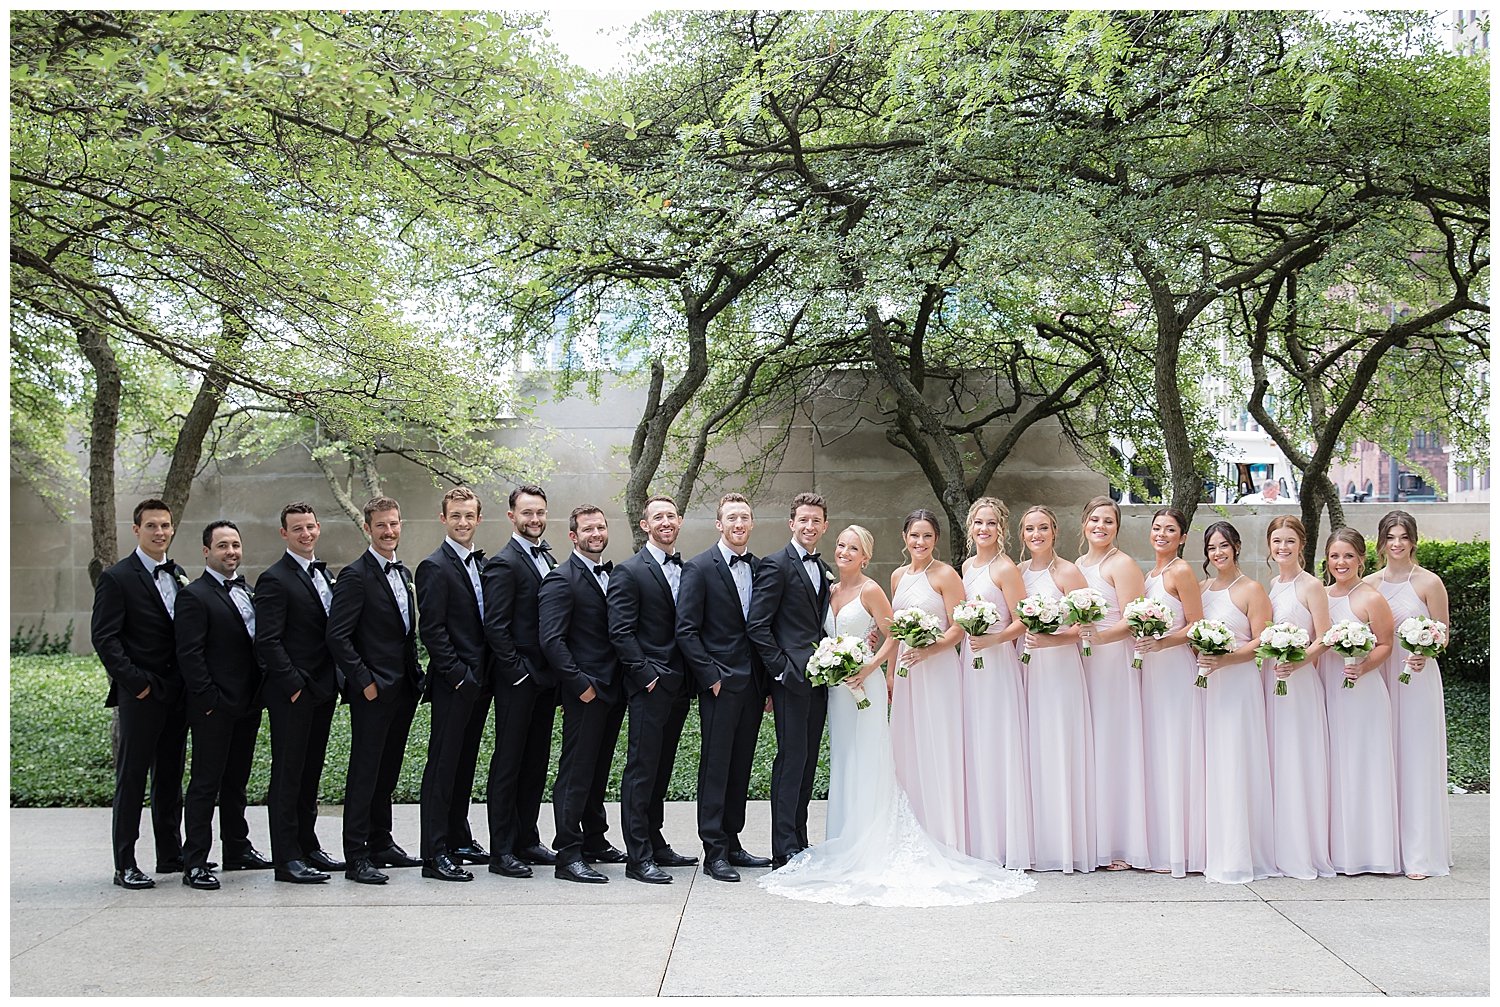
369 546 411 632
288 550 333 614
645 541 681 603
514 532 553 579
446 536 484 618
792 539 822 591
136 546 178 619
206 566 256 637
718 540 752 619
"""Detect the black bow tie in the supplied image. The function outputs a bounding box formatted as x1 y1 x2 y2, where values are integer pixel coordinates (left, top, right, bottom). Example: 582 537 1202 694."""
464 550 485 566
728 552 752 567
662 553 683 567
383 560 405 575
152 562 174 578
801 552 820 563
309 560 328 576
530 542 552 557
224 575 247 590
593 561 613 575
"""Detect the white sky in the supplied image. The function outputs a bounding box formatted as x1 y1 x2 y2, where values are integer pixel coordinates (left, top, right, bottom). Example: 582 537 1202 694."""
540 7 659 74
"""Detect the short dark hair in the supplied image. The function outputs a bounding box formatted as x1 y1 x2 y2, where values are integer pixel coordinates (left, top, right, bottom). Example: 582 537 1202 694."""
132 498 172 526
789 492 827 520
509 484 547 509
363 496 401 525
717 492 751 520
641 495 678 520
280 501 317 529
442 486 482 517
569 505 606 534
203 519 240 548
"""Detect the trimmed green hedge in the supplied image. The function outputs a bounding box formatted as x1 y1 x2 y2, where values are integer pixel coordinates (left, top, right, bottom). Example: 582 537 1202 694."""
1411 540 1489 684
9 654 829 807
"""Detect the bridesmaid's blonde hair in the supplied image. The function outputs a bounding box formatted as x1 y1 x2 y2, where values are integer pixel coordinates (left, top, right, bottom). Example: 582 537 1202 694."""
842 524 875 567
964 496 1009 556
1077 495 1120 556
1017 505 1059 561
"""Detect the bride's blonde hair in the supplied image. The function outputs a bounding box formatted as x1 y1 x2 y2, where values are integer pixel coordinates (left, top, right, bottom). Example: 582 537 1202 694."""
842 524 874 568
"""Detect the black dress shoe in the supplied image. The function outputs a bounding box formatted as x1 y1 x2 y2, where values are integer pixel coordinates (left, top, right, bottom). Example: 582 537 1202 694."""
422 854 474 882
369 844 421 869
183 866 221 890
625 860 672 884
703 858 741 883
451 841 490 865
155 857 217 873
113 866 155 890
274 860 330 884
582 844 626 864
653 846 699 867
305 849 346 872
727 849 772 869
345 858 389 885
555 860 609 884
516 844 557 866
221 846 273 871
488 853 532 878
770 857 789 870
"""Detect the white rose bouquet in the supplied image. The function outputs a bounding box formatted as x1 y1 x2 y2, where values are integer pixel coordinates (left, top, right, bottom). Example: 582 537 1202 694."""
805 635 878 710
952 599 1002 668
1122 596 1172 670
1064 587 1109 657
888 608 942 678
1186 618 1235 688
1321 619 1377 689
1253 621 1312 696
1015 593 1067 665
1395 616 1448 684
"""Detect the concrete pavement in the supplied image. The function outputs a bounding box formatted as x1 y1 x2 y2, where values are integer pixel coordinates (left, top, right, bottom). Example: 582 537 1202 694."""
10 796 1488 996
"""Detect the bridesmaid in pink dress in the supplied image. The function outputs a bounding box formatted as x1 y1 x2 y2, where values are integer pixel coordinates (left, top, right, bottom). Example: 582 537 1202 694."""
888 508 969 850
1322 528 1399 875
959 497 1032 871
1194 521 1277 883
1017 505 1095 873
1264 516 1335 879
1136 507 1206 877
1075 496 1150 871
1365 511 1452 879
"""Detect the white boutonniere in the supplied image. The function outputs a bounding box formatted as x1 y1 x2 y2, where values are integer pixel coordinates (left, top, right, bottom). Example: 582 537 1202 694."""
327 577 337 586
824 567 835 583
175 572 189 586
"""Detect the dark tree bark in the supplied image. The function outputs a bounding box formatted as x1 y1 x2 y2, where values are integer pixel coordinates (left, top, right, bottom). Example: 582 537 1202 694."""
73 318 121 587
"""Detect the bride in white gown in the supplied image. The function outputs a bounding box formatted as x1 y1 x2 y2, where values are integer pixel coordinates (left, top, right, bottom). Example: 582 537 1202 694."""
760 525 1036 906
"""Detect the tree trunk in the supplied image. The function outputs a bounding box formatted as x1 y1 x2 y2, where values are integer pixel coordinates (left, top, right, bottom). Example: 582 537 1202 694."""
1296 471 1346 571
161 311 248 525
73 319 122 586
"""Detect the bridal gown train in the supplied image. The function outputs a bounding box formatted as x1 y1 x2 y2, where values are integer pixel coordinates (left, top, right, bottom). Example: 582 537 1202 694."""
758 597 1035 906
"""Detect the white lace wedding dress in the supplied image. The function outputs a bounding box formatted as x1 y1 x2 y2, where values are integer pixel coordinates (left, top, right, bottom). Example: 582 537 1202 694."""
758 597 1036 906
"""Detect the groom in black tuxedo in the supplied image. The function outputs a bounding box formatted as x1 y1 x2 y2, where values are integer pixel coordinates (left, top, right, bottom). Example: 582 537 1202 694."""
677 492 772 882
92 498 188 889
479 484 560 879
538 505 628 883
607 496 697 884
746 491 832 868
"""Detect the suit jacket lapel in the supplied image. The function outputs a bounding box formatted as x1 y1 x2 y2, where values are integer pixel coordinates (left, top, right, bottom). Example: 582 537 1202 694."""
205 573 253 642
787 543 821 613
711 551 746 627
508 537 547 583
442 541 481 613
574 553 606 603
642 550 674 609
289 555 324 610
132 553 174 618
365 551 406 628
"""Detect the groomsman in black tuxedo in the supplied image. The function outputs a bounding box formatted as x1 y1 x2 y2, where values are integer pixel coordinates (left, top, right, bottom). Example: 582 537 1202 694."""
746 491 832 868
92 498 188 889
253 502 344 884
415 486 491 883
480 484 560 879
538 505 628 883
676 493 773 882
607 496 698 884
175 520 270 890
326 496 423 884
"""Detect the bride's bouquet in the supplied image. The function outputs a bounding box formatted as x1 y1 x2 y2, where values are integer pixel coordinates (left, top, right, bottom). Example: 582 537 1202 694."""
952 599 1002 668
1322 619 1377 689
1395 615 1448 684
1122 596 1172 670
888 608 943 677
1064 587 1109 657
1015 593 1067 665
1253 621 1312 696
1185 618 1235 688
805 635 877 710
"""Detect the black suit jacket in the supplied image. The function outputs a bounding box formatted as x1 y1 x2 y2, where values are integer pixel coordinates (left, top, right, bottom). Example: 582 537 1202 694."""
416 541 489 696
481 537 556 690
326 550 422 699
538 553 621 704
676 545 764 694
175 573 264 718
607 547 687 697
253 552 338 704
746 542 832 696
91 551 187 707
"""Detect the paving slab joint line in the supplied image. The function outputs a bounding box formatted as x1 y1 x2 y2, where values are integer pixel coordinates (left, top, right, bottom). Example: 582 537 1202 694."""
11 902 111 962
657 868 697 996
1250 884 1387 995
